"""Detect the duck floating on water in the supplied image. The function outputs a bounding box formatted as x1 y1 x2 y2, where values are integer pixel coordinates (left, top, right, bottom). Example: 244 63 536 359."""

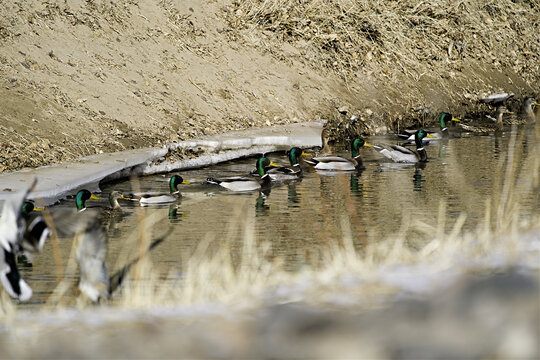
304 138 373 171
518 97 537 124
373 130 435 163
124 175 190 205
75 189 100 212
265 147 310 181
207 157 279 192
398 113 461 143
458 105 511 134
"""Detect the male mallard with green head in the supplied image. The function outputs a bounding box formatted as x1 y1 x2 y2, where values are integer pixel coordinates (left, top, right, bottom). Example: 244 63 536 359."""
304 138 373 171
373 130 435 163
123 174 190 205
75 189 100 212
207 157 279 191
266 147 310 180
398 113 461 142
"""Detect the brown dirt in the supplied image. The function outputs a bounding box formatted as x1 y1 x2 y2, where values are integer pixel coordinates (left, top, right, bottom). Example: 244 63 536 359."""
1 0 538 173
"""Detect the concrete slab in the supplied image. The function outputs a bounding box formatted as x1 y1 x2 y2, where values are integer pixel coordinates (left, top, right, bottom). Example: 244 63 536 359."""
0 122 323 205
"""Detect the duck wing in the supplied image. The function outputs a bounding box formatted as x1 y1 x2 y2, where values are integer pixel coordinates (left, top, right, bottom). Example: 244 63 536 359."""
304 156 357 171
0 180 37 301
374 143 419 163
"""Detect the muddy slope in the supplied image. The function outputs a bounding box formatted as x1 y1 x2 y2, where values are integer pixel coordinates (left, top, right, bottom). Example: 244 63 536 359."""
1 0 538 173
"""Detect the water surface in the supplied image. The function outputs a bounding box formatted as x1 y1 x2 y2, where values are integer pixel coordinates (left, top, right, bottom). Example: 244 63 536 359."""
19 128 538 306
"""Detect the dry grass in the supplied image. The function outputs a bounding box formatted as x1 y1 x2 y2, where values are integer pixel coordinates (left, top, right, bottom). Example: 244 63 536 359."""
227 0 540 84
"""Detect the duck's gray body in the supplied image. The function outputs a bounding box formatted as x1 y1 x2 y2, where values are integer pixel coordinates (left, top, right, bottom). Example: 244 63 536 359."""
306 156 359 171
374 144 425 163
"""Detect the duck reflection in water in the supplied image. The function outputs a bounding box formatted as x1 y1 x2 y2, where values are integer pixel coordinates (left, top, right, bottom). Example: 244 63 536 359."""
168 203 183 223
350 173 364 197
256 187 271 216
288 183 301 207
413 162 426 192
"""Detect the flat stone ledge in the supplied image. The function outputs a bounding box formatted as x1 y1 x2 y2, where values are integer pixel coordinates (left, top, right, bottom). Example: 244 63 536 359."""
0 122 323 206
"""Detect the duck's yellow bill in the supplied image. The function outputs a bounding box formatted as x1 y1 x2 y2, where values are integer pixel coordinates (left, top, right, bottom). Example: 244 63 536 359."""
301 151 310 157
451 117 461 122
90 194 100 200
33 206 44 211
363 142 374 147
182 180 191 185
426 133 436 138
269 161 281 167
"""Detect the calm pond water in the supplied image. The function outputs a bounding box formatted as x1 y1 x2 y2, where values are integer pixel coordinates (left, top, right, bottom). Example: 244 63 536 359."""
18 128 538 307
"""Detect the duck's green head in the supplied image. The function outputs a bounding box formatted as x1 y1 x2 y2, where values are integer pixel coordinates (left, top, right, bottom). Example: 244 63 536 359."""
440 113 460 129
169 175 190 193
415 130 435 147
75 189 100 211
287 147 309 166
256 157 280 177
351 138 373 157
21 201 43 216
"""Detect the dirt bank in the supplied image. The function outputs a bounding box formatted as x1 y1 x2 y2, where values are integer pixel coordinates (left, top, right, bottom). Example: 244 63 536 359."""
1 0 538 173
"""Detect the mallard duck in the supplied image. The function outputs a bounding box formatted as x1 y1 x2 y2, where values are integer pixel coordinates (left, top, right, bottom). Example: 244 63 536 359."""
47 208 166 303
124 174 190 205
266 147 310 181
75 189 100 212
373 130 435 163
17 201 48 266
304 138 373 171
519 97 537 123
0 180 37 301
398 113 461 142
207 157 279 192
458 105 511 133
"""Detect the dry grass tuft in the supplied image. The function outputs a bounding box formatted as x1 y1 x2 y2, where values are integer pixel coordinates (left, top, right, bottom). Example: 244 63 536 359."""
227 0 540 85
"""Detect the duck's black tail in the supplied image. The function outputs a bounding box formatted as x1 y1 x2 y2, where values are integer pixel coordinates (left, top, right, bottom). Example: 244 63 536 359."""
0 248 32 301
